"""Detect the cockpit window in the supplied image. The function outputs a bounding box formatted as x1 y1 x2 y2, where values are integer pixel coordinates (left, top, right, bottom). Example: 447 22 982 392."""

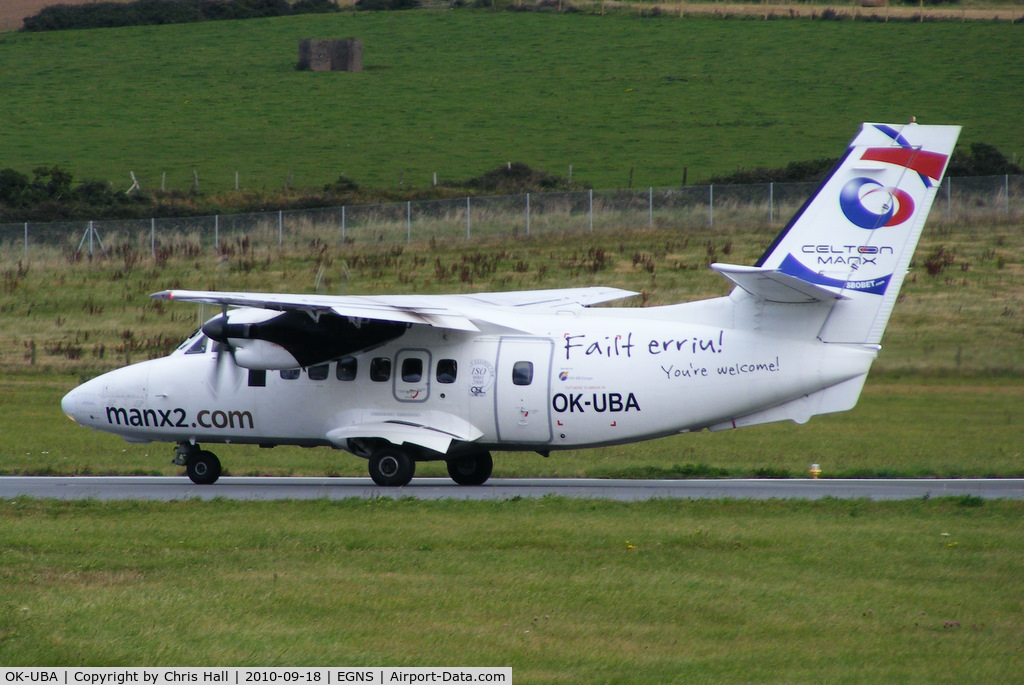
185 336 208 355
176 329 202 352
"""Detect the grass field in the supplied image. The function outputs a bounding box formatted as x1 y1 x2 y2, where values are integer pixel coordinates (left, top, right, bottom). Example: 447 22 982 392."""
2 12 1022 191
2 496 1023 679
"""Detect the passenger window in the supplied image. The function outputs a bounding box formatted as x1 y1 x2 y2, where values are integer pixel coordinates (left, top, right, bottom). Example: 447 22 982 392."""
308 364 329 381
436 359 457 384
336 356 357 381
402 358 423 383
185 336 208 355
370 357 392 382
512 361 534 386
280 369 300 380
248 370 266 387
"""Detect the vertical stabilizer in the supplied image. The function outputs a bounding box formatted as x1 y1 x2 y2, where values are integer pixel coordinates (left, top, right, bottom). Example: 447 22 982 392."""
755 122 960 344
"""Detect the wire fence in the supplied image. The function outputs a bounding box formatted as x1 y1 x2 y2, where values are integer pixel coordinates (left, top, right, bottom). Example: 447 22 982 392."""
1 175 1021 261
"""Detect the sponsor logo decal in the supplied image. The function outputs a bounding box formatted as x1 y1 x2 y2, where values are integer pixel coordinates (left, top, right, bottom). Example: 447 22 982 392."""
779 254 890 296
105 406 254 430
839 178 915 230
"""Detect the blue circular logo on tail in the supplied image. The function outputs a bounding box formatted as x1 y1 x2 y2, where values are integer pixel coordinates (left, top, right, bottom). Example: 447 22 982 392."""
840 178 914 229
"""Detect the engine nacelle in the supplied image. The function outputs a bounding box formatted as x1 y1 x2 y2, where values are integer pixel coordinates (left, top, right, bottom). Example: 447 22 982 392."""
202 308 408 369
230 340 301 370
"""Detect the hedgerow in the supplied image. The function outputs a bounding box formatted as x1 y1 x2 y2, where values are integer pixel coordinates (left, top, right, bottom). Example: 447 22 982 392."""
21 0 341 32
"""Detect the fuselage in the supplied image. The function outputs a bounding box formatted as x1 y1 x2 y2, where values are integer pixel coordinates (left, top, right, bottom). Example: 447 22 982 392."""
62 306 876 454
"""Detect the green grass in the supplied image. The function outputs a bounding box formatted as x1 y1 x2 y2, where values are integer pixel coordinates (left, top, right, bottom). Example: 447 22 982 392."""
1 12 1022 191
2 497 1023 680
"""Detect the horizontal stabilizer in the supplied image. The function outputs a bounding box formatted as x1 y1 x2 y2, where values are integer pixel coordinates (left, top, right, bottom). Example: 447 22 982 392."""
712 263 847 304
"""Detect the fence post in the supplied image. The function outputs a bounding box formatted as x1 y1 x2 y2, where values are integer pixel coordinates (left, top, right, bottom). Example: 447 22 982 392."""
1006 174 1010 214
466 197 471 240
151 218 155 258
341 206 346 244
648 187 653 229
526 193 531 237
214 215 219 251
278 210 283 247
769 182 774 224
24 223 28 261
589 188 593 232
406 201 412 243
709 185 714 227
946 176 951 219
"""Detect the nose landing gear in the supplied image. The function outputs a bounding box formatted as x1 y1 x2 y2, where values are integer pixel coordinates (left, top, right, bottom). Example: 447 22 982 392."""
173 442 223 485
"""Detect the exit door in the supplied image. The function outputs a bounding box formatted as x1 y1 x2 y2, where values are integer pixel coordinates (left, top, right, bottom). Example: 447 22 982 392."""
495 337 553 444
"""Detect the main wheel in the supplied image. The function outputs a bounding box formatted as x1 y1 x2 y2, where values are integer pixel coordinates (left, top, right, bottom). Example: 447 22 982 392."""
186 450 222 485
369 447 415 487
447 451 493 486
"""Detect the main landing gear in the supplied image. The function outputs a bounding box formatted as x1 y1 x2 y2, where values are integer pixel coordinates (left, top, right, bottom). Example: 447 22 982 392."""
368 446 416 487
447 451 493 486
172 440 494 488
365 445 494 487
174 442 222 485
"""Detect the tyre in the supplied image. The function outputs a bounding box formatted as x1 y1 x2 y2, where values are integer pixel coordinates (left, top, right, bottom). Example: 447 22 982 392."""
447 451 493 486
186 450 222 485
369 447 415 487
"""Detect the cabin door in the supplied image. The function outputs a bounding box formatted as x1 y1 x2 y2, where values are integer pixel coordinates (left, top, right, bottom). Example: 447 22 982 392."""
495 337 553 445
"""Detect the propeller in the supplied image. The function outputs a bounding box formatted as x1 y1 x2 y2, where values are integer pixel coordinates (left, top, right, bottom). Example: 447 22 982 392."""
202 305 239 392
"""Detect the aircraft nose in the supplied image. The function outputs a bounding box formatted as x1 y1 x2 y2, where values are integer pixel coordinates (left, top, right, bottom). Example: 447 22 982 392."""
62 385 84 422
61 381 101 425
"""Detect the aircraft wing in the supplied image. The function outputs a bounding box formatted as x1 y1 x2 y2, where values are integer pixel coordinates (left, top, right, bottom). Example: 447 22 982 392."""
151 287 638 332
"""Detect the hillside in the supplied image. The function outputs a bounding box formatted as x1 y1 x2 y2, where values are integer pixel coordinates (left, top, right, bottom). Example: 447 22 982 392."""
2 11 1022 192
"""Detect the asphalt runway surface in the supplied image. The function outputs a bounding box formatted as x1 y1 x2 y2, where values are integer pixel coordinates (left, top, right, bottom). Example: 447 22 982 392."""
1 476 1022 502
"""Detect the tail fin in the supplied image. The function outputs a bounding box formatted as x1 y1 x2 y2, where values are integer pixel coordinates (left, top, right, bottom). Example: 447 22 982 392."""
737 122 960 344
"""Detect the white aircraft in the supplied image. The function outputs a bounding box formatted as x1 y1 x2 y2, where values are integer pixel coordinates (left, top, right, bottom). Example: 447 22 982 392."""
61 122 960 486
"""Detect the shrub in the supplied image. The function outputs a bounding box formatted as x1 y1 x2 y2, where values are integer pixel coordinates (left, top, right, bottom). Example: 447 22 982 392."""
924 246 956 276
947 142 1023 177
706 157 838 184
452 162 574 192
355 0 421 10
22 0 339 32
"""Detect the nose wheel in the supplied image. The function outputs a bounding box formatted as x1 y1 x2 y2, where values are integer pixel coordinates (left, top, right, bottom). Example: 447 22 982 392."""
174 443 222 485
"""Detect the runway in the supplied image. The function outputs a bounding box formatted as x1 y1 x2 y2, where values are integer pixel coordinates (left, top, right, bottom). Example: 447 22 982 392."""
1 476 1022 502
